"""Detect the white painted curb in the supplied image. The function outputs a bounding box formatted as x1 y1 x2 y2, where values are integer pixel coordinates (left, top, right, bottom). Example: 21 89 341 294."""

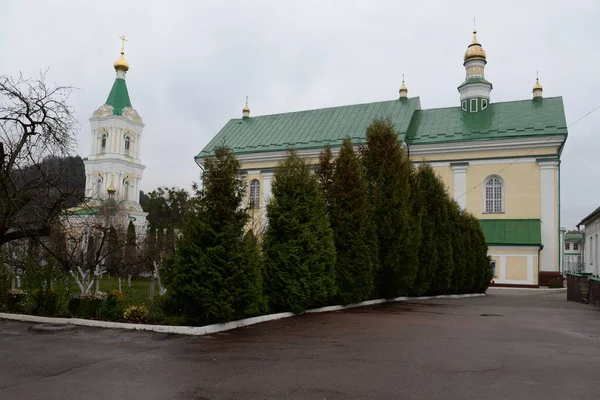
0 292 485 336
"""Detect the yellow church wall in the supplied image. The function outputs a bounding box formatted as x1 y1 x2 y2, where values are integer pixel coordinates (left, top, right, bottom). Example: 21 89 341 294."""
488 246 539 285
505 256 529 281
432 166 454 196
465 162 540 219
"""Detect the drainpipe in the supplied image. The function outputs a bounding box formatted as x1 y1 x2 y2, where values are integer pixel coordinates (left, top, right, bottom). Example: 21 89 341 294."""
537 245 543 288
558 160 562 275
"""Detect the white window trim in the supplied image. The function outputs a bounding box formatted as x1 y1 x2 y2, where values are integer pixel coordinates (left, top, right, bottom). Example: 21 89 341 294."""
481 98 488 110
490 260 497 278
249 179 260 209
470 98 478 113
482 175 505 214
461 100 467 111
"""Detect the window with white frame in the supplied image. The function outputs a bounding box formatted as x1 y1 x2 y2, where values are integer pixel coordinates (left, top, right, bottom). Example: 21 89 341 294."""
470 98 478 112
249 179 260 209
574 242 579 251
124 137 131 155
484 176 504 213
565 242 571 251
482 98 488 110
490 260 497 278
461 100 467 111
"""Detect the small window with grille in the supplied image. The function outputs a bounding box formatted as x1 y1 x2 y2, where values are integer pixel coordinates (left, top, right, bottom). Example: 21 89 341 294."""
484 176 504 213
249 179 260 209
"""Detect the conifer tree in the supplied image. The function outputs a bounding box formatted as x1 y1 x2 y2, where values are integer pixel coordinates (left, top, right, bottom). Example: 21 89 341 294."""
426 169 454 295
471 217 493 293
413 164 438 296
361 118 418 297
263 151 337 313
461 213 477 293
106 226 122 277
448 201 466 294
163 145 263 323
123 221 137 280
315 144 335 211
329 137 375 304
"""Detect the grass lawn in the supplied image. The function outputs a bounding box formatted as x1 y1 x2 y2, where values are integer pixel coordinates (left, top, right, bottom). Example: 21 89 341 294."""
72 275 156 307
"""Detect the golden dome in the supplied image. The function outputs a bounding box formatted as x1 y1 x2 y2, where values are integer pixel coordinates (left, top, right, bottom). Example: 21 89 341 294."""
464 29 486 62
533 78 543 91
114 53 129 72
107 181 116 193
400 80 408 92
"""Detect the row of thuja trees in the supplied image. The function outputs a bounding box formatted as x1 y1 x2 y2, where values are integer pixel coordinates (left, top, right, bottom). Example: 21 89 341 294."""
163 119 492 324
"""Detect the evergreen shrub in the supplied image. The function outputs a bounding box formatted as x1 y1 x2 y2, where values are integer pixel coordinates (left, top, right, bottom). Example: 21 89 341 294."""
263 151 337 313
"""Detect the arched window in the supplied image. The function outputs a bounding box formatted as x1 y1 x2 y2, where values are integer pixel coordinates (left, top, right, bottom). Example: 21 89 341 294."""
123 180 130 201
249 179 260 209
101 134 107 153
95 178 103 199
124 137 130 155
484 176 504 213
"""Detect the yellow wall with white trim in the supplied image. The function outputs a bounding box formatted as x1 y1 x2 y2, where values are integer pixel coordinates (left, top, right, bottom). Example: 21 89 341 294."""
464 162 541 219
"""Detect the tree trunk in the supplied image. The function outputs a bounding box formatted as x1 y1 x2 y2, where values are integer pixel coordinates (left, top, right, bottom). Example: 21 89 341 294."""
118 277 122 292
127 275 132 287
95 277 100 293
148 276 155 301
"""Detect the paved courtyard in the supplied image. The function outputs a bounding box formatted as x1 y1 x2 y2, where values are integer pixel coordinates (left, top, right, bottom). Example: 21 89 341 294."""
1 288 599 399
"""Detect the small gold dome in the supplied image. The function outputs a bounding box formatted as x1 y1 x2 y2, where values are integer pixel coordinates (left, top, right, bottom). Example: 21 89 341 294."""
114 53 129 72
533 78 543 91
400 80 408 92
107 181 116 193
243 102 250 112
464 29 486 62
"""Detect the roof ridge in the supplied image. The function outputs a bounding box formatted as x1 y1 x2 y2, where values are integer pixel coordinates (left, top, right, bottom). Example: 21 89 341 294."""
227 97 419 120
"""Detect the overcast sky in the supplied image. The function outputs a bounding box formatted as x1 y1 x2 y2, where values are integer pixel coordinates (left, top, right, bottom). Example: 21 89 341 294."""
1 0 598 229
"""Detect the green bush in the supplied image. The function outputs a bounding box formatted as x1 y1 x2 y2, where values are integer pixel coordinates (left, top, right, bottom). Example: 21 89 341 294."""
361 118 419 297
67 296 81 316
123 304 148 324
328 137 376 304
76 292 106 319
163 145 264 324
100 290 124 320
263 151 337 313
29 289 59 316
6 289 26 313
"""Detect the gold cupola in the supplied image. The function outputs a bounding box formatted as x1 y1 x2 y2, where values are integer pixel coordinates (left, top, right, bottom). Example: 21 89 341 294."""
113 35 129 72
399 76 408 100
242 96 250 119
464 29 487 63
533 77 543 99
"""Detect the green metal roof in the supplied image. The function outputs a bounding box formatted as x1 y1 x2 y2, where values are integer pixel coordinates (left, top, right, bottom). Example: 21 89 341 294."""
195 96 567 161
195 98 420 160
406 97 567 145
457 77 493 89
479 219 542 247
105 78 131 116
564 233 583 242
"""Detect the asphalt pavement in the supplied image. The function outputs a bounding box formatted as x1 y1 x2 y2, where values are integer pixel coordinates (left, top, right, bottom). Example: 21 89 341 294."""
1 288 599 400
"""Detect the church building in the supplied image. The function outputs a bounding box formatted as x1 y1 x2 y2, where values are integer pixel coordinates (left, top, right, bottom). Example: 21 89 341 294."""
70 37 148 232
195 29 568 288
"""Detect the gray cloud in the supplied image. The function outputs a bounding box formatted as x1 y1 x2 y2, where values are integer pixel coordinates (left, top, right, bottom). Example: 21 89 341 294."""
2 0 598 229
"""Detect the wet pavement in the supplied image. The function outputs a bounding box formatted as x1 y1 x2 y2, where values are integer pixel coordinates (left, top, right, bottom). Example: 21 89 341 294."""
1 288 599 399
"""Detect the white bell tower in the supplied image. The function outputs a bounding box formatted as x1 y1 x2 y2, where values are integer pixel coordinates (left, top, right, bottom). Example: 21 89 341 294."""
84 36 148 230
